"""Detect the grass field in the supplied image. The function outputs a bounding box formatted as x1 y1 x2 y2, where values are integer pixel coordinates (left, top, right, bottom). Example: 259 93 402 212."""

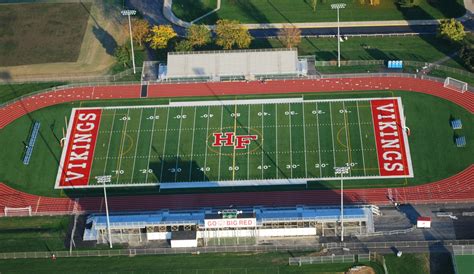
0 251 384 273
0 3 91 66
0 90 472 196
384 253 454 274
60 97 409 189
172 0 465 24
454 255 474 274
0 216 69 252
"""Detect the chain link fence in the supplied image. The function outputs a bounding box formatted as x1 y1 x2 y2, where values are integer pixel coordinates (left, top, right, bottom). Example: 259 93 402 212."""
1 239 474 260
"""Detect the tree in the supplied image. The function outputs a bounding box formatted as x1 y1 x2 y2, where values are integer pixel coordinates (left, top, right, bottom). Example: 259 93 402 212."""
114 44 130 67
311 0 317 12
174 40 194 52
186 24 211 47
438 19 466 42
460 44 474 71
398 0 421 7
146 25 177 49
215 19 253 50
278 26 302 49
129 18 150 47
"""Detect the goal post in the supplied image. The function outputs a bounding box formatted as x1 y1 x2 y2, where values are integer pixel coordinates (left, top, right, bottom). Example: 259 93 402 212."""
4 206 32 217
444 77 468 93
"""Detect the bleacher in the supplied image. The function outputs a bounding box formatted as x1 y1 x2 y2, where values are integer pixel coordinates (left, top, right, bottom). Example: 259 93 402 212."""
456 136 467 147
451 119 462 130
22 121 41 165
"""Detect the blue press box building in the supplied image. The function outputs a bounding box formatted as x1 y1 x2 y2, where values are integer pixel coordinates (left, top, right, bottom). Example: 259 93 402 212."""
84 205 375 248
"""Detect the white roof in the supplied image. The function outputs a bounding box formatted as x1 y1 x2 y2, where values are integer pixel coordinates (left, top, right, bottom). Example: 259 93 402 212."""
166 48 298 78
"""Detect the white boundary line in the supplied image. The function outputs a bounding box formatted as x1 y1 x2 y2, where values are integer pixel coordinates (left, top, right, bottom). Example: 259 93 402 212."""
329 102 337 168
315 102 323 176
217 106 223 181
288 103 294 178
247 105 251 180
174 107 184 182
275 104 279 179
261 104 264 180
144 108 157 184
342 101 352 176
115 108 130 183
58 173 416 189
356 101 367 176
188 107 197 181
102 109 117 176
130 108 144 184
159 108 171 182
302 102 308 178
54 108 77 189
203 106 211 181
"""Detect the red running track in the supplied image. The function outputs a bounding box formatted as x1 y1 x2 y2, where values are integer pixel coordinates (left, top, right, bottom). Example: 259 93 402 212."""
0 77 473 215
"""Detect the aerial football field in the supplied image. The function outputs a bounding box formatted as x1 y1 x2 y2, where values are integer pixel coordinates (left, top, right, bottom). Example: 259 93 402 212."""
56 97 413 189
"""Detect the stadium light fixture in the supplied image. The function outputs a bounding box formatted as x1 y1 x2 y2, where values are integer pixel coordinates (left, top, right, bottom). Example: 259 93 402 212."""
96 175 113 248
331 3 346 68
121 10 137 74
334 166 350 242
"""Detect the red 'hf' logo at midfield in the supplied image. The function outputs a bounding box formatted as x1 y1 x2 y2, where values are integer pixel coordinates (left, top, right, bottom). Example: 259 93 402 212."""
212 132 258 149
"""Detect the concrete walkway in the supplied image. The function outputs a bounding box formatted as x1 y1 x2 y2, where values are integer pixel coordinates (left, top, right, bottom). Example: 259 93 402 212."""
163 0 473 30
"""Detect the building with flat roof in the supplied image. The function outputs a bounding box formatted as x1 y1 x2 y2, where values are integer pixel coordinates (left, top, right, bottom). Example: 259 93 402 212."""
83 205 374 247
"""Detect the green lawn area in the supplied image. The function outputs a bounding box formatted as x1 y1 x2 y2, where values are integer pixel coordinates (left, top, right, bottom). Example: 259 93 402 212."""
455 255 474 274
0 90 472 197
0 3 91 66
0 216 70 252
172 0 465 24
0 82 66 104
384 253 454 274
172 0 218 22
0 252 384 273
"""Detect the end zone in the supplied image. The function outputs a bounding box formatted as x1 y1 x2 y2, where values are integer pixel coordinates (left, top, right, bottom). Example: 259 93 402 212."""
55 108 102 188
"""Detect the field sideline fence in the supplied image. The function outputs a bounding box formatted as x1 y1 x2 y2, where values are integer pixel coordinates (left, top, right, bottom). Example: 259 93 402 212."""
453 245 474 255
1 239 474 260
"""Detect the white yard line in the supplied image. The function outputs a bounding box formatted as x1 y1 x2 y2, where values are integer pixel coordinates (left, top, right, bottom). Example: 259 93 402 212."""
329 102 337 169
261 104 264 180
315 102 322 176
174 107 184 182
203 106 211 181
217 106 224 181
130 108 144 184
247 105 251 180
356 101 367 176
342 101 352 176
116 108 131 183
369 103 382 177
302 102 308 178
288 103 294 178
188 107 197 181
159 108 171 182
102 109 117 175
144 108 157 183
275 104 279 179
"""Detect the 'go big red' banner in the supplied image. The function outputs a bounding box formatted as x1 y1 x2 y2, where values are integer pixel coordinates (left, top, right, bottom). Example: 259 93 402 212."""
370 99 410 177
205 218 257 228
56 109 102 187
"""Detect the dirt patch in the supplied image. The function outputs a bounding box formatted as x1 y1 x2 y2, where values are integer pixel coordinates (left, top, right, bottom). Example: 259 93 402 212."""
0 0 128 80
0 3 91 66
346 266 376 274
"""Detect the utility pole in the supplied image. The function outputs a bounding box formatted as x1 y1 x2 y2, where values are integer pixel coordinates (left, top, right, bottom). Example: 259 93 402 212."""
334 166 350 242
331 3 346 68
121 9 137 74
96 175 113 248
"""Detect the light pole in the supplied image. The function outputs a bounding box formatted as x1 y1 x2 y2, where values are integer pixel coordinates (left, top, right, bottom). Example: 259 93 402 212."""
334 166 350 242
96 175 113 248
121 9 137 74
331 3 346 68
